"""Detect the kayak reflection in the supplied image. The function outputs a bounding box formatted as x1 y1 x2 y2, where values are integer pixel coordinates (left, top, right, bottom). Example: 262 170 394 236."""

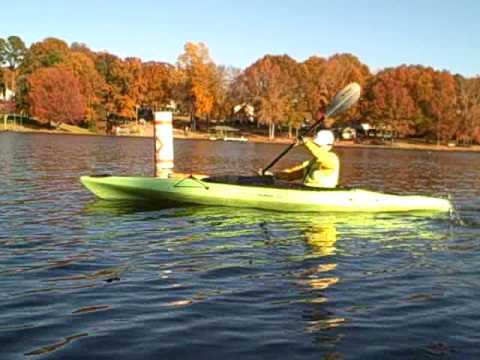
304 220 337 257
83 200 448 244
82 199 186 215
81 201 450 342
300 221 339 293
293 217 346 339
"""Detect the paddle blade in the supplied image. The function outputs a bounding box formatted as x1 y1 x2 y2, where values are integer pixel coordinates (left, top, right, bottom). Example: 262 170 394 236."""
325 82 361 117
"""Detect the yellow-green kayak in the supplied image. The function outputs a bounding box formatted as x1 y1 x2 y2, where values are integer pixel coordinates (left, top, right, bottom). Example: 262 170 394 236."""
80 175 452 213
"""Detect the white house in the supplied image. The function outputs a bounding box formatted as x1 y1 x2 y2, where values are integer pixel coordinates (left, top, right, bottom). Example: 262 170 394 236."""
233 103 254 121
0 87 15 101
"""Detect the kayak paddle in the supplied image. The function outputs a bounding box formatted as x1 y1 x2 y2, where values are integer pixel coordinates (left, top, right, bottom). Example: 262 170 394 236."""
261 82 361 175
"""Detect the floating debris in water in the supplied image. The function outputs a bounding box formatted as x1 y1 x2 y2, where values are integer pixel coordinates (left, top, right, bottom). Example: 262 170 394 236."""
407 293 433 302
24 333 88 356
72 304 110 314
323 352 344 360
426 341 456 356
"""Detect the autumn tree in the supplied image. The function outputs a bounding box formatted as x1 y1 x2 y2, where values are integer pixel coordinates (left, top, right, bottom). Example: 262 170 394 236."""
70 42 97 61
57 52 107 125
325 54 370 92
305 54 371 125
124 57 146 118
142 61 175 111
95 52 120 116
211 65 241 121
301 56 328 120
361 65 460 142
269 55 307 136
412 67 458 142
5 34 479 143
239 55 301 138
176 42 218 130
455 75 480 144
95 52 134 118
431 71 458 142
15 38 71 112
21 37 70 74
362 66 418 137
27 67 86 125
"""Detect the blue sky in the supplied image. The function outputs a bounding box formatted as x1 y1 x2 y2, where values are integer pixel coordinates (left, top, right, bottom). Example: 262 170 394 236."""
0 0 478 76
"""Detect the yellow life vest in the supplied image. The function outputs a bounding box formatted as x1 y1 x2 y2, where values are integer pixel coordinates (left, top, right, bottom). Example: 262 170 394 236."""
302 141 339 188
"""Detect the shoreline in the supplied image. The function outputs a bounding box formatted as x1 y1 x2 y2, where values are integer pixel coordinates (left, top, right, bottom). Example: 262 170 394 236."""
2 125 479 153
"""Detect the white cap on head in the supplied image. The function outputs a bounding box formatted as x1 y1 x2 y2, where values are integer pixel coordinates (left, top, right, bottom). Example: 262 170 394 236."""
314 130 335 147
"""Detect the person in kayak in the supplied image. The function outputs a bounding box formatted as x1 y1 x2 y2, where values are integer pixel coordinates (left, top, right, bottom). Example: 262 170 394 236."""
272 130 339 188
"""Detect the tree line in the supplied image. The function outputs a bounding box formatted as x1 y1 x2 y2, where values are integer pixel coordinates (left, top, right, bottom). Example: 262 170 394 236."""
1 35 479 143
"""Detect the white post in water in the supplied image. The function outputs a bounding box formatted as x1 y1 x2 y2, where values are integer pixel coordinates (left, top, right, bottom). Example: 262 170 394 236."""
154 111 174 178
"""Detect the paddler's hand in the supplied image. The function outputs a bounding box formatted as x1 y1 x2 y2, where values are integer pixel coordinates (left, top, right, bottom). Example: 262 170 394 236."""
294 137 304 146
257 168 273 176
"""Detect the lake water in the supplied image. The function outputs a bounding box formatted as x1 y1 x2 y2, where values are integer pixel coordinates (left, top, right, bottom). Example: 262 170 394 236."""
1 132 479 359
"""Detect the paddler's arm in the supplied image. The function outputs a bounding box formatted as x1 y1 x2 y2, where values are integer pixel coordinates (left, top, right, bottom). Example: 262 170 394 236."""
274 161 310 181
304 140 337 169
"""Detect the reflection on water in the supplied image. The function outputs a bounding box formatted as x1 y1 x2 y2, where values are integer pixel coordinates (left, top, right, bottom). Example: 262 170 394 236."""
83 199 456 343
304 221 338 257
24 333 89 356
1 133 480 359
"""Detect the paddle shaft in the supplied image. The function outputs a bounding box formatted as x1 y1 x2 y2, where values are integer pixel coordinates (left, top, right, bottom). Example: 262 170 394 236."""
261 113 325 175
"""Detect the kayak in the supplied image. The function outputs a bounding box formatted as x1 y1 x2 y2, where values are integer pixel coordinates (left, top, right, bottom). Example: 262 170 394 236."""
80 175 452 213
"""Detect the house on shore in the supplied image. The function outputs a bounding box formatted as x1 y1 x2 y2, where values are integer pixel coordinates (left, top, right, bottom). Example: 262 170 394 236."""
233 103 255 122
0 87 15 101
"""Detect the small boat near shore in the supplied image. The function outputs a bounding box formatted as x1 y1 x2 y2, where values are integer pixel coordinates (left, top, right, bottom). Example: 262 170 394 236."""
209 135 249 142
209 125 248 142
80 175 452 213
223 136 248 142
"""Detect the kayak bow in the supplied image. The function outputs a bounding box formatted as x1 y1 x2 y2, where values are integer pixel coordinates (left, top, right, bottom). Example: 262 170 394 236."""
80 175 452 213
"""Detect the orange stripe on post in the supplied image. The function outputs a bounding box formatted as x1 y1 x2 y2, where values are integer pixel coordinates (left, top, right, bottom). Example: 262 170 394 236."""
155 160 174 165
154 120 172 126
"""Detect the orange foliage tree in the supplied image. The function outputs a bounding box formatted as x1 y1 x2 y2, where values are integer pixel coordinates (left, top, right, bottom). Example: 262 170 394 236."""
177 42 218 130
3 34 480 143
412 67 458 141
362 65 460 142
455 75 480 144
301 56 328 120
27 67 86 125
95 52 136 119
59 51 107 124
124 57 146 116
142 61 175 110
240 55 301 138
362 66 418 137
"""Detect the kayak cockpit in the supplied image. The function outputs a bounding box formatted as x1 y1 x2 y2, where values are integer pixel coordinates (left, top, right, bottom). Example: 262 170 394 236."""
204 175 348 191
